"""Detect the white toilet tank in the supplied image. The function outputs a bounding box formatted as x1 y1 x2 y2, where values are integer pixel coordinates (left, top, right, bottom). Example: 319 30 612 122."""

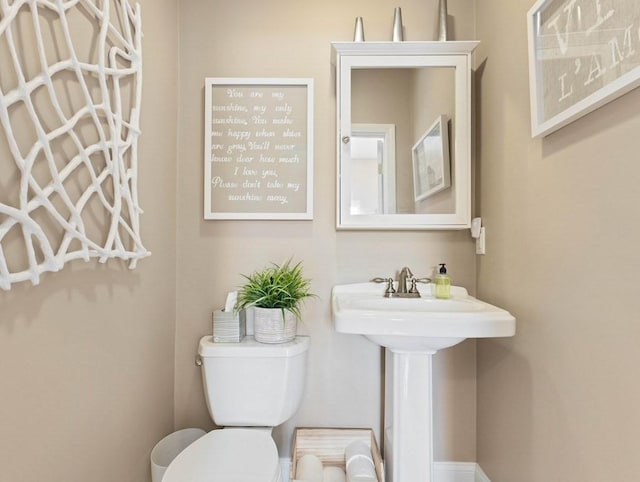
198 335 309 427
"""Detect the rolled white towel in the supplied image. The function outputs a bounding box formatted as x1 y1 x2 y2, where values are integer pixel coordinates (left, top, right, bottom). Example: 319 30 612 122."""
295 454 324 482
323 466 347 482
345 440 376 482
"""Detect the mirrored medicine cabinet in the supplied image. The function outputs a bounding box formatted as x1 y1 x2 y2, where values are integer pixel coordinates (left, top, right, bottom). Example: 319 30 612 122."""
331 41 479 230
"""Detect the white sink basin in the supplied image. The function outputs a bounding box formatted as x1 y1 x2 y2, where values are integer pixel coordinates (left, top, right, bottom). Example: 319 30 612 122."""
332 282 515 352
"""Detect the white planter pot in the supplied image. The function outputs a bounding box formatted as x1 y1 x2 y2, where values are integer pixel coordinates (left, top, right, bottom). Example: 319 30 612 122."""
253 307 297 344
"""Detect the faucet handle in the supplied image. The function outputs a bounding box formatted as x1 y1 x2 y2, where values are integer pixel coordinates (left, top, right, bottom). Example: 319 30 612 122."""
371 277 396 296
371 277 390 283
406 277 432 295
408 277 432 295
414 277 432 283
408 278 418 294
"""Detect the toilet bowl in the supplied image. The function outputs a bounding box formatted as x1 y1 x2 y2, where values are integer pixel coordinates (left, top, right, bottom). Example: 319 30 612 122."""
162 335 310 482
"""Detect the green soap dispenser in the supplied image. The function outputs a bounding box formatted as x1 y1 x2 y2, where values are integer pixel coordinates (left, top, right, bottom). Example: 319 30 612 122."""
435 263 451 299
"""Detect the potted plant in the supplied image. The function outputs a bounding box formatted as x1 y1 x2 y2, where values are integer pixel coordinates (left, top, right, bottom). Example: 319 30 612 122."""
236 259 316 344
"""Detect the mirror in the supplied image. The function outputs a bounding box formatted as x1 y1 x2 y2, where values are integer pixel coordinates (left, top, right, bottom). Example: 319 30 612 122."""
351 68 454 216
332 42 479 230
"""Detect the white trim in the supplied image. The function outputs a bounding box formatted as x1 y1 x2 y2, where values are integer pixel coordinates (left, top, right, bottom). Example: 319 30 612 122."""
280 458 490 482
330 41 480 64
434 462 488 482
475 464 491 482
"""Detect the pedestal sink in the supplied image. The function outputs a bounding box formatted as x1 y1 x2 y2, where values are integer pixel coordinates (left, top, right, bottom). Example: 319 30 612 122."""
332 282 515 482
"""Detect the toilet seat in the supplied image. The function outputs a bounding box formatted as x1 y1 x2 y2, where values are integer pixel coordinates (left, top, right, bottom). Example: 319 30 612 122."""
162 428 280 482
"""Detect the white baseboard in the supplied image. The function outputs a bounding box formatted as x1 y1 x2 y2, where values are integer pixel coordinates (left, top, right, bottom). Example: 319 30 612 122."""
475 464 491 482
280 458 490 482
435 462 491 482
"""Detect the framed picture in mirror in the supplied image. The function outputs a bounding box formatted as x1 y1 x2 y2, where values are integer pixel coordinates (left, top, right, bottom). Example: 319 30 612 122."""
411 115 450 202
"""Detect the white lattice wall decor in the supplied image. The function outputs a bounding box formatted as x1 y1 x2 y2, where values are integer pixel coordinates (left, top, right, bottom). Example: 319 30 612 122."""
0 0 149 291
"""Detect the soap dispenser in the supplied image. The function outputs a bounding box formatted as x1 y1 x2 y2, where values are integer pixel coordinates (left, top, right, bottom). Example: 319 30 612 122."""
435 263 451 299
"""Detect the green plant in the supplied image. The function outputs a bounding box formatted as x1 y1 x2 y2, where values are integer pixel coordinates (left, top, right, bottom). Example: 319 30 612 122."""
235 259 316 319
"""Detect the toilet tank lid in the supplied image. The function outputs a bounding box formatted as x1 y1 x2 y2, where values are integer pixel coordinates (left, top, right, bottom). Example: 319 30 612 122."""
199 335 310 358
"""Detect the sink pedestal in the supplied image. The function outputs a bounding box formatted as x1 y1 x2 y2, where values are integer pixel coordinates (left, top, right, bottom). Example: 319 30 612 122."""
385 349 435 482
332 282 516 482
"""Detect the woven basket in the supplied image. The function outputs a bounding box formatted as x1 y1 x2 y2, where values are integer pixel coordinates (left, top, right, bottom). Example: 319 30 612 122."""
253 307 297 343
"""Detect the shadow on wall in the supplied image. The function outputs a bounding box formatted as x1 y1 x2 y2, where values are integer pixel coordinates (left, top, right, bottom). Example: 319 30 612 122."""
541 86 640 157
473 58 488 217
0 262 140 330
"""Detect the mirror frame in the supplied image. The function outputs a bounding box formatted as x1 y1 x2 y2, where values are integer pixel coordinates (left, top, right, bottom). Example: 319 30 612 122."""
332 41 479 230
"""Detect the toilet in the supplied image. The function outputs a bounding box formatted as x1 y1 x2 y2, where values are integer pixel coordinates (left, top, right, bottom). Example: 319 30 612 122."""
162 335 310 482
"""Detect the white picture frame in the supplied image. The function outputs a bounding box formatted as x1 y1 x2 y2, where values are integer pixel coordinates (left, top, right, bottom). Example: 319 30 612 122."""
412 115 451 202
204 77 314 220
527 0 640 138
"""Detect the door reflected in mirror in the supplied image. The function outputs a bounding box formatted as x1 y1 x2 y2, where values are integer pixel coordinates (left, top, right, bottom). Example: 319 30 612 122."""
350 67 456 216
350 124 396 215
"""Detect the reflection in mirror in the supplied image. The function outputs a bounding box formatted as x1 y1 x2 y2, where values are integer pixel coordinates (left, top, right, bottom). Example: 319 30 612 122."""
351 67 455 215
412 114 450 203
350 124 396 215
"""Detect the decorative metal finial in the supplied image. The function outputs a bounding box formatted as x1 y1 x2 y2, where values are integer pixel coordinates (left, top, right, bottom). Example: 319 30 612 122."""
354 17 365 42
438 0 448 41
392 7 403 42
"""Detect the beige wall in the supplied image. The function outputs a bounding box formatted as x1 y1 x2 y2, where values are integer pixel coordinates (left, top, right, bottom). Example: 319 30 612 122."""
176 0 479 462
0 1 179 481
475 1 640 481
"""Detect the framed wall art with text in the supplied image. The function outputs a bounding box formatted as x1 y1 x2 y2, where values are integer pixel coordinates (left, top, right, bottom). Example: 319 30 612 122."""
204 78 314 219
528 0 640 137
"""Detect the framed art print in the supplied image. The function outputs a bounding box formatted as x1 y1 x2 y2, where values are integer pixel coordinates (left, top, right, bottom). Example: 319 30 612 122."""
528 0 640 137
204 78 314 219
